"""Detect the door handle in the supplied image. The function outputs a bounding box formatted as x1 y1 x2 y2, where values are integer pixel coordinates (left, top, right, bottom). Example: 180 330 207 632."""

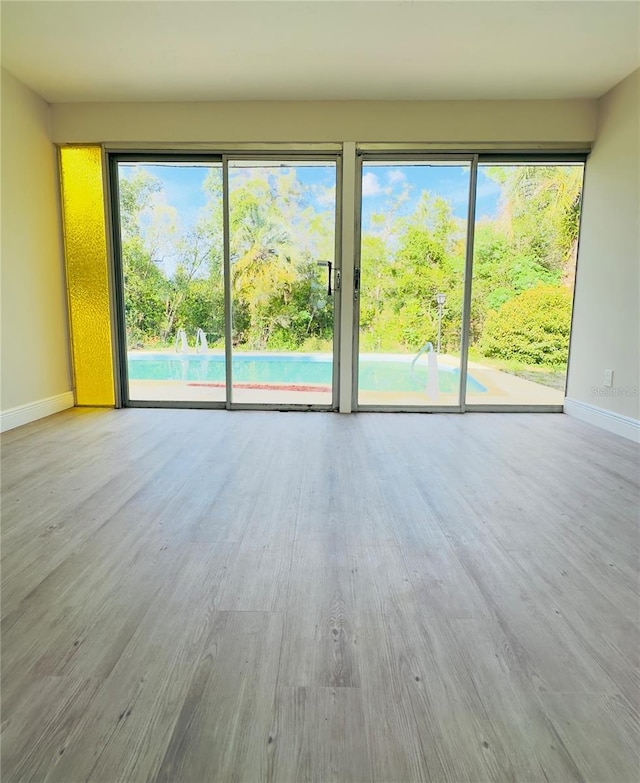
317 261 333 296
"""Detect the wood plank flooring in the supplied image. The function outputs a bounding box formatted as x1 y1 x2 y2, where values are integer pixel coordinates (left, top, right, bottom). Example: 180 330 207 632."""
1 408 639 782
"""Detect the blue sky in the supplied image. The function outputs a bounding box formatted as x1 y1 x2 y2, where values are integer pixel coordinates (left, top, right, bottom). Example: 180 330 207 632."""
119 162 216 229
119 161 501 237
361 164 501 226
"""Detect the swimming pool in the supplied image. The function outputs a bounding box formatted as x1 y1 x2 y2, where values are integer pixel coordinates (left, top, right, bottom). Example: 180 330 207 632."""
127 352 487 394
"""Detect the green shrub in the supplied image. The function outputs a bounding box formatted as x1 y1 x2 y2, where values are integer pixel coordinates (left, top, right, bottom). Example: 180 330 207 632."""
479 284 573 366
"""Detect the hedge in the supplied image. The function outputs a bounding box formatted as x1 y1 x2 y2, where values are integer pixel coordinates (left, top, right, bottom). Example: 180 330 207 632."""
479 284 573 366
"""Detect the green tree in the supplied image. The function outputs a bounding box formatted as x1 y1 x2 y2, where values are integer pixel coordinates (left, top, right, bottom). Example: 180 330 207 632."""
119 172 168 347
162 226 222 342
485 165 583 276
470 221 560 345
228 170 335 350
230 181 298 348
359 234 391 348
369 192 466 352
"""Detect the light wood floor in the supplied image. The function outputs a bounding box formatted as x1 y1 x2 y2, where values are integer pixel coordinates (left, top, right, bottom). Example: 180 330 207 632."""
2 408 639 783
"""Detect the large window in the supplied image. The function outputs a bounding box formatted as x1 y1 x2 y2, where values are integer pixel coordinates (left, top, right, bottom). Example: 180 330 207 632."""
466 162 584 407
111 154 339 409
354 154 585 410
356 159 471 408
107 149 585 412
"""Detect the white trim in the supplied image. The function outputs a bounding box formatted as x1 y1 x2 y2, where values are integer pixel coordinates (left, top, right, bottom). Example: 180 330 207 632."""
0 392 75 433
564 398 640 443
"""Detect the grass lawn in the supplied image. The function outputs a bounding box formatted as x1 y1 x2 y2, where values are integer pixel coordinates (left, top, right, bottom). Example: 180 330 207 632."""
468 349 567 390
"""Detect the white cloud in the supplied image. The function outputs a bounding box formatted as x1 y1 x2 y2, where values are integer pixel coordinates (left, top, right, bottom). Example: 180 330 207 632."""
447 185 472 205
476 180 501 199
316 185 336 206
387 169 406 186
362 171 382 198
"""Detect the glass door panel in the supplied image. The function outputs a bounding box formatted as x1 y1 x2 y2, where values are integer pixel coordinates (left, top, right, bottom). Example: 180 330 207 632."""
466 162 585 407
116 159 226 403
228 159 338 406
357 160 471 408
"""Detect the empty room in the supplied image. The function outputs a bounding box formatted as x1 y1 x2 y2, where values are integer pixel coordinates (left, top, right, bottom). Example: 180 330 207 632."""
1 1 639 781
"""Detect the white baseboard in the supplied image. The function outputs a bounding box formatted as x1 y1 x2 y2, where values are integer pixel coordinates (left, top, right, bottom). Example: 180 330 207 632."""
564 398 640 443
0 391 75 433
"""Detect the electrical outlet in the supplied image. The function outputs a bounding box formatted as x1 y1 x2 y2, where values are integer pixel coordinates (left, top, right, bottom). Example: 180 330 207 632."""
603 369 614 387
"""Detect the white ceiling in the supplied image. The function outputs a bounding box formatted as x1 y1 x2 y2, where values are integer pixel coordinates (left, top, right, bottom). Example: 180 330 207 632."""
2 0 639 103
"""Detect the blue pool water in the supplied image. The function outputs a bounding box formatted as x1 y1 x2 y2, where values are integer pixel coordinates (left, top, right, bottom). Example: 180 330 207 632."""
128 353 487 394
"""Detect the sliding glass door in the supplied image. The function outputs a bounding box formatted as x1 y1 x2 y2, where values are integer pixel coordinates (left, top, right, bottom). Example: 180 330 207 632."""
227 158 339 407
112 154 340 409
112 150 584 413
355 158 472 409
113 157 226 404
354 154 585 411
465 161 585 408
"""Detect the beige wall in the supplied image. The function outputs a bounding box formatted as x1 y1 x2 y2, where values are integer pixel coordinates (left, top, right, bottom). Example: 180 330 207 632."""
567 69 640 421
4 71 637 425
51 98 597 144
1 68 72 412
2 86 610 420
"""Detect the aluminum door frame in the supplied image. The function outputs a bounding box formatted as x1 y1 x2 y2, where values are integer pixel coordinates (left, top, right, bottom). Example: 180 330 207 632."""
352 152 477 413
223 152 343 411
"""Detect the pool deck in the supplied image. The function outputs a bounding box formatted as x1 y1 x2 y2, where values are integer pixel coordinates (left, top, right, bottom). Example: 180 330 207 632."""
127 351 564 407
128 381 332 406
